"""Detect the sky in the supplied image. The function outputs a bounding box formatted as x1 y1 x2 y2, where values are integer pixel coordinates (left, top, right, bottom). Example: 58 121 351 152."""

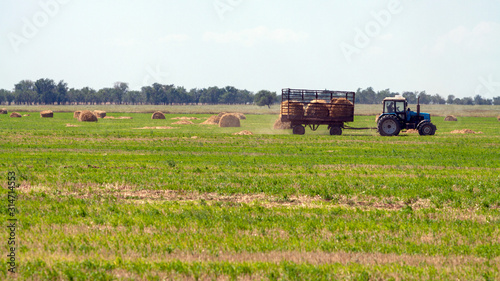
1 0 500 98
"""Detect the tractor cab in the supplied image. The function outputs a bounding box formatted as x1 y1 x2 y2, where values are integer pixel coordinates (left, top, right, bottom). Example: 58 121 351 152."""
377 95 436 136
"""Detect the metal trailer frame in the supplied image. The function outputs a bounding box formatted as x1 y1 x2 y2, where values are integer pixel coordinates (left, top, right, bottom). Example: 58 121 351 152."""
280 88 356 135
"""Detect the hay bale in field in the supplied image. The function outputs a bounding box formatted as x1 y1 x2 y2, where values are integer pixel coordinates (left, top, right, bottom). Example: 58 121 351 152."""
280 100 304 117
375 113 382 122
172 120 194 125
444 115 457 121
103 116 115 119
40 110 53 118
151 111 166 119
233 130 253 135
119 116 132 119
23 114 30 117
73 111 81 119
230 113 246 120
273 115 292 129
201 115 219 125
305 100 329 117
78 110 98 122
329 98 353 117
498 116 500 121
10 112 21 118
0 108 7 114
93 110 106 118
219 114 240 127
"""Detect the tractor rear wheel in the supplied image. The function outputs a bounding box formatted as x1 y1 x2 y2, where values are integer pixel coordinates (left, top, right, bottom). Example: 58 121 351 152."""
292 125 305 135
418 121 436 136
377 115 401 136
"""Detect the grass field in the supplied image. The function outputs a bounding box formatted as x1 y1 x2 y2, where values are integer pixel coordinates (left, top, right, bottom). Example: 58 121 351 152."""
0 108 499 280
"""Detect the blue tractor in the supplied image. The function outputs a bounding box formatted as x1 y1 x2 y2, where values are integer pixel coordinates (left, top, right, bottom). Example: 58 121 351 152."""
377 96 436 136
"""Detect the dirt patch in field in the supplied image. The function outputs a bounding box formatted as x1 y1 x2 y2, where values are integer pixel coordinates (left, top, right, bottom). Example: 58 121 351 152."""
135 126 178 130
450 129 483 134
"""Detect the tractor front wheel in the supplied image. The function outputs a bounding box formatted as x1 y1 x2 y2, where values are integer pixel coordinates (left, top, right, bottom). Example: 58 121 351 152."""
418 122 436 136
377 115 401 136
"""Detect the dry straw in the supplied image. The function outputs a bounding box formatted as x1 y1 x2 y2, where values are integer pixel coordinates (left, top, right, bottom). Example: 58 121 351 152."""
329 98 353 117
280 100 304 117
10 112 21 118
273 115 292 129
233 130 253 135
40 110 53 118
172 120 194 125
219 114 240 127
94 110 106 118
78 110 98 122
0 108 7 114
305 100 329 117
151 112 166 119
444 115 457 121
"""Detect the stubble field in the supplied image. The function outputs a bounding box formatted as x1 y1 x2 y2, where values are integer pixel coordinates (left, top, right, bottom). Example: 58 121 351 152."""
0 107 499 280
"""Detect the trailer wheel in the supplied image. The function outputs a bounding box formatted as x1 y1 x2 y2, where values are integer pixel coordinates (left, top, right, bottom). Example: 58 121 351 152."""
377 115 401 136
292 125 305 135
329 126 342 135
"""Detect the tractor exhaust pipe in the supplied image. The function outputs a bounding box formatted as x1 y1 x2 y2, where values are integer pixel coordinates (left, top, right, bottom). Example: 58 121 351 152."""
417 97 420 121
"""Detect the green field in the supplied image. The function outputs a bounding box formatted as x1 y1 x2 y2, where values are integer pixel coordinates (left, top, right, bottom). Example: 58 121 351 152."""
1 109 499 280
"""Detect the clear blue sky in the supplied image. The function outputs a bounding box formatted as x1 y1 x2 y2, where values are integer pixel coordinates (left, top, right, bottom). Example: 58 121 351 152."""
1 0 500 98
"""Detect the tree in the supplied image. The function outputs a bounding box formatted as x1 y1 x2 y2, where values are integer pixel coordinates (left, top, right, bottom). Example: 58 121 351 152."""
56 80 68 105
402 91 417 104
14 80 37 104
35 78 57 104
447 95 455 104
254 90 276 108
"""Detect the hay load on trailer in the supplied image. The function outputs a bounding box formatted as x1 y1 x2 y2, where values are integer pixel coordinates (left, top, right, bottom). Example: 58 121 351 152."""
280 88 355 135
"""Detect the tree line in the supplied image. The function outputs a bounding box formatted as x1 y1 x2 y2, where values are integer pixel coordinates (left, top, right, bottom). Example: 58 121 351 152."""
0 79 499 106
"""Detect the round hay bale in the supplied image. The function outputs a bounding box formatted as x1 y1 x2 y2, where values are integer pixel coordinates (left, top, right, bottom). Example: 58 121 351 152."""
498 116 500 121
78 110 98 122
0 108 7 114
10 112 21 118
280 100 304 117
233 130 253 135
273 115 292 129
73 111 82 119
151 112 165 119
93 110 106 118
219 114 240 127
329 98 353 117
444 115 457 121
40 110 53 118
305 100 329 117
201 115 219 125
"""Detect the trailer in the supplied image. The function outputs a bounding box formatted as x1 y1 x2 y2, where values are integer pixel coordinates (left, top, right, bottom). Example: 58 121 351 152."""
280 88 355 135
